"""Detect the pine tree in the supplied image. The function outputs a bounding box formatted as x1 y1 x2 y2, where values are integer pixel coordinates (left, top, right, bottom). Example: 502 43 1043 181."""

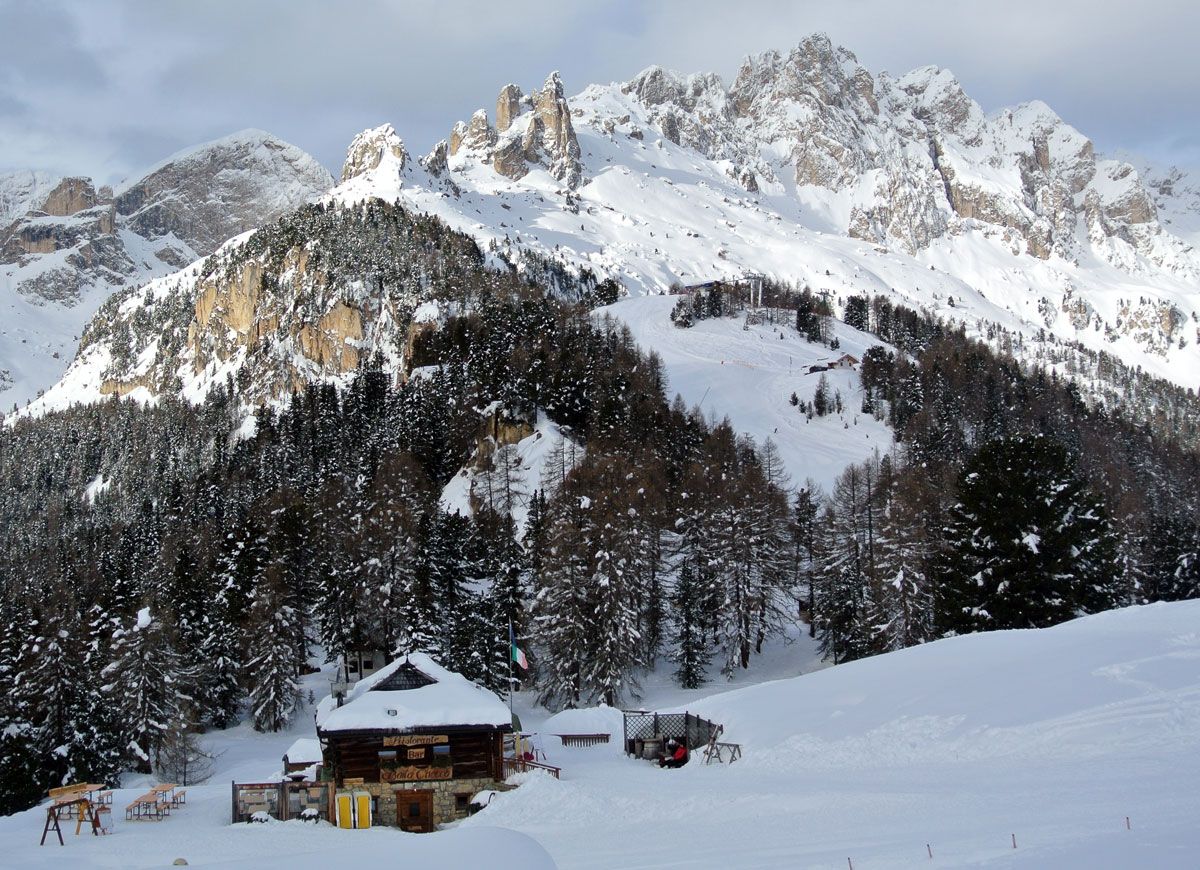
813 375 831 417
938 434 1120 634
671 561 710 688
244 571 303 733
102 607 189 772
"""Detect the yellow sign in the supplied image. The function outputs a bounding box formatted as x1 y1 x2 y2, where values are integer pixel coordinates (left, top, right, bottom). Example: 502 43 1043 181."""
382 734 449 747
380 766 453 782
406 748 425 760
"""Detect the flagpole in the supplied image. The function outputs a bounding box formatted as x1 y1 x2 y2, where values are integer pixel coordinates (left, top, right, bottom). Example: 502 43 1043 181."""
508 618 517 761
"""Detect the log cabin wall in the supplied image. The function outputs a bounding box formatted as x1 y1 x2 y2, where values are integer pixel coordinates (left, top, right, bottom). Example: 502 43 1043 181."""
320 728 510 828
323 729 506 786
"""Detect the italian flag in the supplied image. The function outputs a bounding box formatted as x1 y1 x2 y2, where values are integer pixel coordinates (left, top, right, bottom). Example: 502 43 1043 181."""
509 621 528 670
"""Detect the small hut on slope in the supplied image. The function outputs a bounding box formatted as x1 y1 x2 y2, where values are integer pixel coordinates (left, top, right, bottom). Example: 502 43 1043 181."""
316 653 513 832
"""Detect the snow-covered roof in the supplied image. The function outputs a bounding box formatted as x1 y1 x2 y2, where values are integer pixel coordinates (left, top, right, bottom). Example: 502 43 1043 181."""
283 737 322 764
316 652 513 734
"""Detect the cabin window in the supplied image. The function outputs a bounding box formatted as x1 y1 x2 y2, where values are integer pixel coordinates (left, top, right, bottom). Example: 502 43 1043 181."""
455 793 470 812
407 799 422 818
378 750 397 761
432 744 451 768
363 659 375 670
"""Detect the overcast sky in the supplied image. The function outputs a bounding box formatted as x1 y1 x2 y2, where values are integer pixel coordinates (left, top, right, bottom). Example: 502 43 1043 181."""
2 0 1198 184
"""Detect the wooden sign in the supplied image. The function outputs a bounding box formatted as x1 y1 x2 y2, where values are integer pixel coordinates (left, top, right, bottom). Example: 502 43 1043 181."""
382 734 448 747
381 766 453 782
406 748 424 760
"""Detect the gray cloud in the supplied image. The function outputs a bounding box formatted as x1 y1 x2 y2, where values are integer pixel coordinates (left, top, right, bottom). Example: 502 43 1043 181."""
1 0 1197 180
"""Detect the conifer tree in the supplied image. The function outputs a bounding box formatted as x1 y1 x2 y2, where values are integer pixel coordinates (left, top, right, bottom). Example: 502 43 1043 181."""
938 434 1120 633
671 561 710 688
102 607 188 771
244 571 302 733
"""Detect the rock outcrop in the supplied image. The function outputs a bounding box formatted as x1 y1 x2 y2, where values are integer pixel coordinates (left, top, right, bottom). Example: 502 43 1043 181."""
442 72 583 188
0 130 333 405
341 124 408 182
42 177 100 217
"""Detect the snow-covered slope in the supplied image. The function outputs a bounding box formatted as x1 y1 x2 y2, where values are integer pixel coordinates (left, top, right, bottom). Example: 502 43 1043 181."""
0 131 333 408
470 600 1200 868
1 599 1192 868
0 169 59 226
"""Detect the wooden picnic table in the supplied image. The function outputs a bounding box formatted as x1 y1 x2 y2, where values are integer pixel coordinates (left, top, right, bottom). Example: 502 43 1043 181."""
48 783 109 817
126 792 171 821
153 782 187 806
126 784 186 821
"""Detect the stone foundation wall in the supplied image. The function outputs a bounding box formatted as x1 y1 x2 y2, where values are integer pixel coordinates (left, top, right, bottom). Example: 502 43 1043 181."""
356 776 508 827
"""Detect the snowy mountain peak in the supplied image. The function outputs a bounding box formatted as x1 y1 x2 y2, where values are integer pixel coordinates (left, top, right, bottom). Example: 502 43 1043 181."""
341 124 408 182
112 128 333 256
17 36 1200 423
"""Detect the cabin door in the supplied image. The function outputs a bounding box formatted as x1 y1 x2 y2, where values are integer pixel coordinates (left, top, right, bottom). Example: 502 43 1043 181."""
397 790 434 833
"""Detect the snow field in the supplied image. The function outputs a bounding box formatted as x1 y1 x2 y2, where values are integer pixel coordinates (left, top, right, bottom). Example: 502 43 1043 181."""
1 602 1196 868
462 601 1200 869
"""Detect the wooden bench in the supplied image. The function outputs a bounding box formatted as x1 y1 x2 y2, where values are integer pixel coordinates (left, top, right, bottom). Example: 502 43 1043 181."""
703 741 742 764
170 789 187 807
552 733 610 747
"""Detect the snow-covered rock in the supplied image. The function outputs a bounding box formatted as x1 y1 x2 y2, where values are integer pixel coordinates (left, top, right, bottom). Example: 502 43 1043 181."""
0 130 333 408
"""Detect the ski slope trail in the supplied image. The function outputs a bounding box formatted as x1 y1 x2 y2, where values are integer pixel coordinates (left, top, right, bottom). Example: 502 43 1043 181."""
605 294 893 491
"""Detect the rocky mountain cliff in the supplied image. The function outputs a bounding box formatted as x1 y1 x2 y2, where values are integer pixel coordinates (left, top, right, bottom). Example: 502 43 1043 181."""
20 35 1200 421
0 130 332 407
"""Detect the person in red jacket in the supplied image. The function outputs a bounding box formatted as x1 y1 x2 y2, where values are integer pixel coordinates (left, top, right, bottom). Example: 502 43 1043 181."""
659 738 688 768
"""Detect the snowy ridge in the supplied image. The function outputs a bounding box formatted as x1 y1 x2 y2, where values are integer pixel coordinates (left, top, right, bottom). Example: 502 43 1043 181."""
0 168 59 226
311 39 1200 395
21 35 1200 430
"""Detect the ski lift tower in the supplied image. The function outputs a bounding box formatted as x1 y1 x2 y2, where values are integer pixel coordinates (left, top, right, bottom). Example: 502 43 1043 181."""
744 272 765 310
742 272 766 327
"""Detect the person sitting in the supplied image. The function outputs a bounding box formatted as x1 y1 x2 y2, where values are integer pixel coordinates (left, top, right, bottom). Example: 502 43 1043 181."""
659 738 689 768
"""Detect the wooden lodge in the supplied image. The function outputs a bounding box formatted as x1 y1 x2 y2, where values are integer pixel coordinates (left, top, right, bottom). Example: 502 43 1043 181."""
315 653 513 832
